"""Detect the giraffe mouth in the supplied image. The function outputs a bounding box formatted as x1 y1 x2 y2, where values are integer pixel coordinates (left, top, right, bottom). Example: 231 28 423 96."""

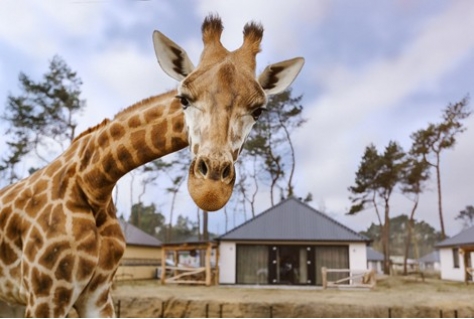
187 157 235 211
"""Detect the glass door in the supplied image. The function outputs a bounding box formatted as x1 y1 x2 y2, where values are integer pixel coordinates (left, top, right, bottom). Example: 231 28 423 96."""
269 245 314 285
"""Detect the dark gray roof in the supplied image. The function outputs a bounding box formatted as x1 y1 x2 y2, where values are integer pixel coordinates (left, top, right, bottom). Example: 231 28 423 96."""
436 225 474 248
419 250 440 263
119 219 162 247
166 234 217 245
219 197 369 242
367 247 384 261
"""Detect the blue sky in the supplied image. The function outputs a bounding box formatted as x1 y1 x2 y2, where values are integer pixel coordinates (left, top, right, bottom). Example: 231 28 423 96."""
0 0 473 236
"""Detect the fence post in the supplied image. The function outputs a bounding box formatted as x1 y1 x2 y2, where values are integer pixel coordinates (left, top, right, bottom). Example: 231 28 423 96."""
160 301 165 318
321 267 327 289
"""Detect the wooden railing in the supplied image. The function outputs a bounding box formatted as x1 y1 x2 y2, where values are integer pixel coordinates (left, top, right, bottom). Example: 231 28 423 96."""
321 267 376 289
466 267 473 284
160 240 219 286
159 265 217 285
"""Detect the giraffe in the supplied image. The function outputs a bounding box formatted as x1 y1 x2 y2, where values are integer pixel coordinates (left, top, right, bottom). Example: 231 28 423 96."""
0 14 304 317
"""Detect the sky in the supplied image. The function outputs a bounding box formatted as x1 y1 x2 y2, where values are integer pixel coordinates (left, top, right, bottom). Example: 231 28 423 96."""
0 0 473 237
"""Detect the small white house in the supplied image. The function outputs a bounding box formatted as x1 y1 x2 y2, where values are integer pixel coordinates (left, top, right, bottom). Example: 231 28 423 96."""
436 226 474 283
217 197 370 286
418 250 440 272
366 247 384 274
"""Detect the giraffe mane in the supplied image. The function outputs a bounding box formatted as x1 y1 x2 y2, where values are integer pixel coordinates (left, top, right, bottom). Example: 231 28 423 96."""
71 91 176 144
72 118 110 143
113 91 176 120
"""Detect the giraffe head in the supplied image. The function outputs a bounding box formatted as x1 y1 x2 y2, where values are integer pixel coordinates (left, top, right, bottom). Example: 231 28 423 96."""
152 15 304 211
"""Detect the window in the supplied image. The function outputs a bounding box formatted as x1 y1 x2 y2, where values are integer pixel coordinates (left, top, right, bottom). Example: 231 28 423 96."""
452 248 460 269
315 246 349 285
236 245 268 284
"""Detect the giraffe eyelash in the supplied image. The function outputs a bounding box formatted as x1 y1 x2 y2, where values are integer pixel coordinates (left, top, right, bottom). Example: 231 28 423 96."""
176 95 192 110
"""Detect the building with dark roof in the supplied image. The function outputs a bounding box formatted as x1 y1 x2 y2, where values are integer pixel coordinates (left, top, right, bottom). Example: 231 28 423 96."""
119 219 162 247
217 197 371 286
115 219 163 281
435 226 474 282
366 247 384 274
418 250 440 272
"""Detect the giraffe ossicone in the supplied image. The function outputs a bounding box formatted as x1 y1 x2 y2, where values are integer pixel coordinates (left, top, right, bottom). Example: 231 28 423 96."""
153 15 304 211
0 14 303 317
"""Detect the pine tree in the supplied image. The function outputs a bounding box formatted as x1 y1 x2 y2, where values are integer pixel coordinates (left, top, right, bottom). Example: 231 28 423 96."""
1 55 85 183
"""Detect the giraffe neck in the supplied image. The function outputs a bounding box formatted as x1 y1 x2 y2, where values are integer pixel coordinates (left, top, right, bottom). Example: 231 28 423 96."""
76 91 188 204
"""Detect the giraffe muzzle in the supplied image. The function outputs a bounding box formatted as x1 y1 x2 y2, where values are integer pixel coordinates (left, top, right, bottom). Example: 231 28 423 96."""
188 156 235 211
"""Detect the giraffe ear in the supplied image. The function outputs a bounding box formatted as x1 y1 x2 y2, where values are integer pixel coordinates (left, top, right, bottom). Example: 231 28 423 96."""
153 31 195 81
258 57 305 96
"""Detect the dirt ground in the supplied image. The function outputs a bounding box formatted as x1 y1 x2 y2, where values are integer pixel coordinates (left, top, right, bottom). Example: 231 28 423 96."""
1 276 474 317
113 275 473 308
110 276 474 317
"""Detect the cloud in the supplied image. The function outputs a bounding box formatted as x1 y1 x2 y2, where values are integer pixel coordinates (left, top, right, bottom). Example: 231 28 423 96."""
0 1 105 62
293 1 474 233
195 0 329 63
1 1 473 236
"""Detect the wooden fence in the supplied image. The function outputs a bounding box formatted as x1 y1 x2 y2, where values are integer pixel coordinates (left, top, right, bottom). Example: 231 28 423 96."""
160 265 217 285
321 267 376 289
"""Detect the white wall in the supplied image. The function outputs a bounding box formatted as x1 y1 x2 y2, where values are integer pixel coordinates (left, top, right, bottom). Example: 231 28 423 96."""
349 243 367 270
219 242 236 284
367 260 383 274
439 248 473 282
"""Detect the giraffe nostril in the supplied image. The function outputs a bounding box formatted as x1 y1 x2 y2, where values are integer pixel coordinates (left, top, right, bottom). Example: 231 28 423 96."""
197 159 208 177
222 164 232 180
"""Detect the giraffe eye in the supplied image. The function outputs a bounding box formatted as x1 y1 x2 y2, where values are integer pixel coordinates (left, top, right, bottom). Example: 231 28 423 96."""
251 108 266 121
176 95 190 110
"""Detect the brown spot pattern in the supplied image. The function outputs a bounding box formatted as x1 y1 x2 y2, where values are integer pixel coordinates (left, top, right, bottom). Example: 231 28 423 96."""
31 268 53 297
101 152 122 179
144 108 163 123
76 258 96 281
34 302 50 317
25 226 43 262
0 242 17 266
109 123 125 140
55 254 74 281
116 145 133 170
127 114 141 128
53 286 73 317
97 131 110 148
39 241 71 269
151 121 168 151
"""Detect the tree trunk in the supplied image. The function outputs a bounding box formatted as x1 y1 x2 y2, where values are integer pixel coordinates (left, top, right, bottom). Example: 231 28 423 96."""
372 191 382 226
270 176 277 206
382 198 391 275
249 159 259 218
435 153 446 239
203 210 209 241
196 207 201 241
403 198 418 275
281 123 296 197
